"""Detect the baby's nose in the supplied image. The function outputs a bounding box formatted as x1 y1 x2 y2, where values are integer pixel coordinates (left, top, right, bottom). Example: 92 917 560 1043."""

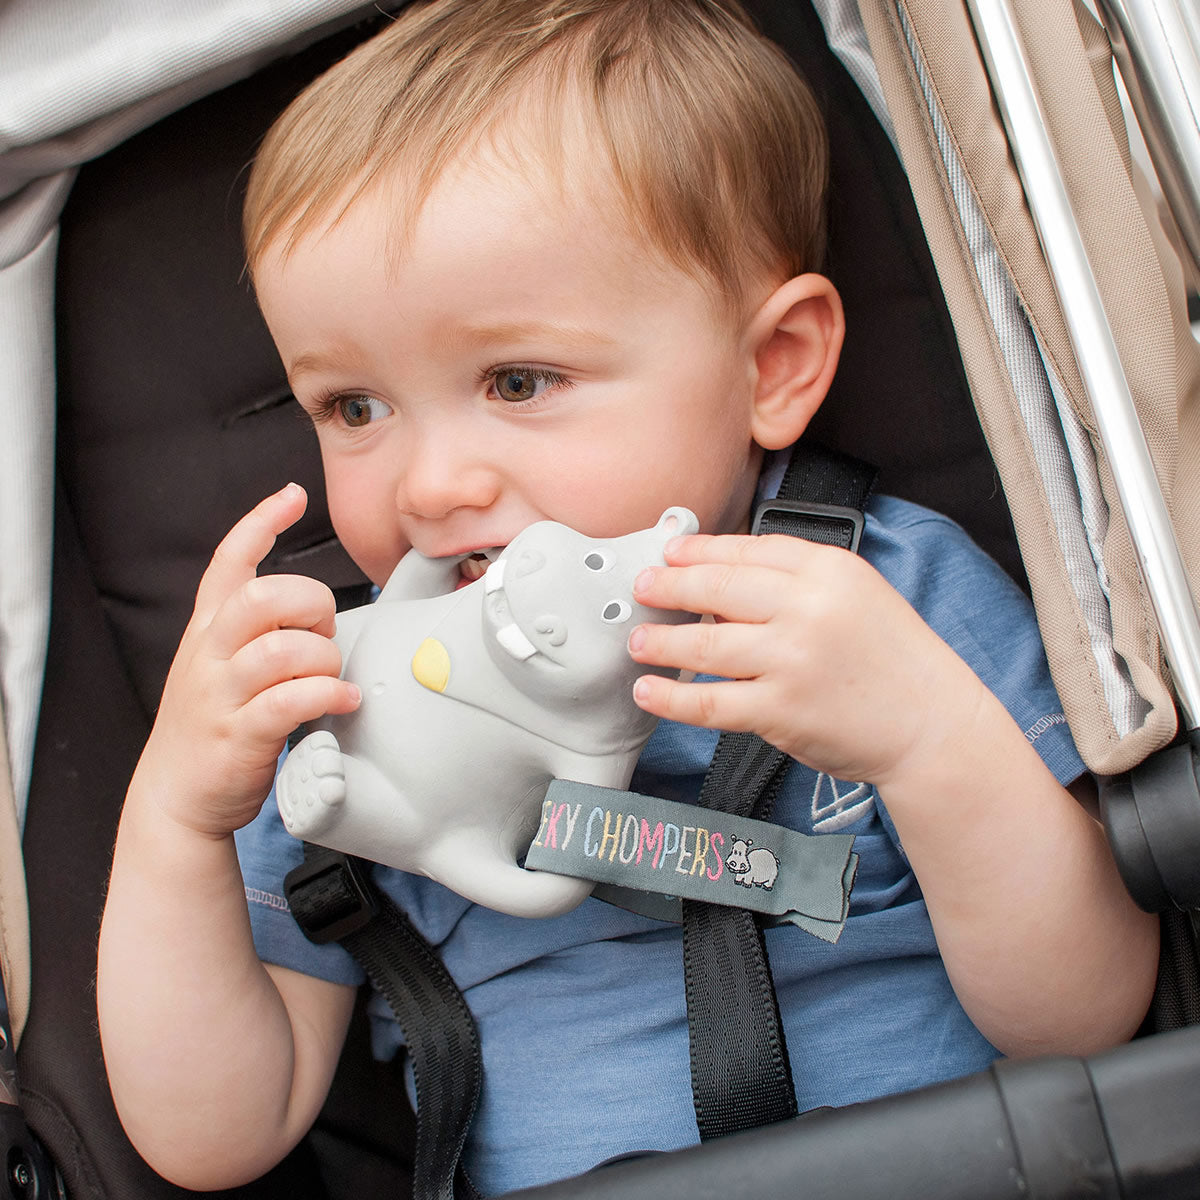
396 436 501 520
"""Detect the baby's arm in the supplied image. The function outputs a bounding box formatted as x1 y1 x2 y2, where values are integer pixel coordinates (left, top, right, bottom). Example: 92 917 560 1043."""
97 484 360 1190
629 532 1159 1059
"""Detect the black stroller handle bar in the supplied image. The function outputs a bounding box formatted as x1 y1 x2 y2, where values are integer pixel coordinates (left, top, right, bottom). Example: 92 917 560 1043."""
509 1024 1200 1200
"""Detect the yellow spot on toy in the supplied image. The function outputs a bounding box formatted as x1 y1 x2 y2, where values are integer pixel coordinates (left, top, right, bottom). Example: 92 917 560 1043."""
412 637 451 693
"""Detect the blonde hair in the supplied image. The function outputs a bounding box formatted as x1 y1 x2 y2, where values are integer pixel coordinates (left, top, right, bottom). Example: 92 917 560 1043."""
243 0 828 311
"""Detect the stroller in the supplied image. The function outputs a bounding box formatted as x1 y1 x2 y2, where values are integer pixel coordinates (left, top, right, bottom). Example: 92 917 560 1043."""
2 0 1199 1195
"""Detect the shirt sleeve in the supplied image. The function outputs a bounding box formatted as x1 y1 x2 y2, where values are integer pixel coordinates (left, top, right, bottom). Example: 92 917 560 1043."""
863 495 1087 788
234 756 366 987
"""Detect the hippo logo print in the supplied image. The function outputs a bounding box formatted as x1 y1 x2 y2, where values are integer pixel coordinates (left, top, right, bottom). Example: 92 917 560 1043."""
725 837 780 891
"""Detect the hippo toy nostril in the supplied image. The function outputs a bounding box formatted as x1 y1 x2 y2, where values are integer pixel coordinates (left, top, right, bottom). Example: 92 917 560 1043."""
534 615 567 646
510 547 546 579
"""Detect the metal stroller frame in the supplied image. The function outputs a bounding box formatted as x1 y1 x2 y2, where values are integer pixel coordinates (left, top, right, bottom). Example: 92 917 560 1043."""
976 0 1200 913
1 0 1199 1196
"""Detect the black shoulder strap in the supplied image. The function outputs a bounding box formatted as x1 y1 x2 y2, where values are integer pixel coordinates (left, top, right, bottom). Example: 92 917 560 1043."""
285 846 482 1200
683 441 876 1141
753 442 876 547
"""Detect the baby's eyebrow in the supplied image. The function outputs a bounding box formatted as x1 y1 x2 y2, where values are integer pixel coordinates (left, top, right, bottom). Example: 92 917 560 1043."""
445 319 618 353
287 347 356 381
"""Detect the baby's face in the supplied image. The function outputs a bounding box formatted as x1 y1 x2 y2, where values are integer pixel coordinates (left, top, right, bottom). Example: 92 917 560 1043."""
255 152 766 587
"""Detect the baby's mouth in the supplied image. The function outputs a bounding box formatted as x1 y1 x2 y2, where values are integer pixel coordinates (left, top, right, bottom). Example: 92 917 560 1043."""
457 548 502 587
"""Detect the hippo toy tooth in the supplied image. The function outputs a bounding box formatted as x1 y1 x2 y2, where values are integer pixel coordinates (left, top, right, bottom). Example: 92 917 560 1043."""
484 558 506 593
495 621 538 661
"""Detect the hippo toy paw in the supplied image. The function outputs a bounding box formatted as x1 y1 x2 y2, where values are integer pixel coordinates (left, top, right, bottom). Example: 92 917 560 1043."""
277 730 346 838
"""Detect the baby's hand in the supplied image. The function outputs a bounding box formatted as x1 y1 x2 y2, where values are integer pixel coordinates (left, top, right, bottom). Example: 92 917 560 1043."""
132 484 361 838
628 533 981 786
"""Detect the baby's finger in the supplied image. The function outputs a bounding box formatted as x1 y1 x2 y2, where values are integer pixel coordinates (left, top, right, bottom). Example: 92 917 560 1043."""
240 674 362 746
632 673 759 734
230 628 344 700
193 484 308 624
633 561 787 624
208 573 338 658
628 619 769 681
665 532 833 571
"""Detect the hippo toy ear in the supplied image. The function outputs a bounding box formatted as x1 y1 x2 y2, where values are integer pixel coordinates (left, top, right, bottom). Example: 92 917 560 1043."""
656 507 700 537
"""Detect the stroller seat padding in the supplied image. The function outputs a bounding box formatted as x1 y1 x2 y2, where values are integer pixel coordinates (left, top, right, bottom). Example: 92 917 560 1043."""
26 4 1025 1196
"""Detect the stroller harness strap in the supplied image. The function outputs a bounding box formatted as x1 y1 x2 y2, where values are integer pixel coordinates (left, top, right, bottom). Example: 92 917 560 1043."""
286 845 482 1200
684 443 876 1142
284 441 876 1194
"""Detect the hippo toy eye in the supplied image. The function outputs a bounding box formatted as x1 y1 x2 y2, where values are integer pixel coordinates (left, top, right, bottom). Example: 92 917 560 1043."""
584 550 613 572
601 600 632 624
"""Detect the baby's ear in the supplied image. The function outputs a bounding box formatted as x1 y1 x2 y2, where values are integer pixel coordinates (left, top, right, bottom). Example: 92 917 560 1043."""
747 274 844 450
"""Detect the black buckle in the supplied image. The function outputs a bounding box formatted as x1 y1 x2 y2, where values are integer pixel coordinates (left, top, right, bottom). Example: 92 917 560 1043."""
751 498 864 553
284 848 378 945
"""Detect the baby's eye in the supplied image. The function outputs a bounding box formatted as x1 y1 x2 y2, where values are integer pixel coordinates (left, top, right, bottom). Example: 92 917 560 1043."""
489 367 568 405
337 395 391 427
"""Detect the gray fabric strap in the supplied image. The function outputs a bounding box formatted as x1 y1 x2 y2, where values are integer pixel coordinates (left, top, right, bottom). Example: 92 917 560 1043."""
525 781 857 942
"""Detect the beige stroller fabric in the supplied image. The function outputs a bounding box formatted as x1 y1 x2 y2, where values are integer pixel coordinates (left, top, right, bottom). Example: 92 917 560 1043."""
0 703 27 1047
2 6 1194 1042
859 0 1200 775
0 0 378 833
0 0 381 1052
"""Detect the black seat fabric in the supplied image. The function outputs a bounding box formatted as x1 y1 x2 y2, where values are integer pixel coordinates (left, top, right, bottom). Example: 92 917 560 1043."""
27 15 404 1200
751 0 1021 587
23 3 1016 1197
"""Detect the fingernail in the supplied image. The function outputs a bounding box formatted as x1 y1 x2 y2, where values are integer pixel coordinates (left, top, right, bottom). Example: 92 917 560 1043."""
347 683 362 705
633 678 651 703
628 626 645 653
284 481 302 496
634 568 654 595
664 536 684 555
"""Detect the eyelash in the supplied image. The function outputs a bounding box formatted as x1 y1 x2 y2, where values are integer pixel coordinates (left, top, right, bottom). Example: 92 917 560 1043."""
304 364 573 427
480 364 573 409
306 388 360 427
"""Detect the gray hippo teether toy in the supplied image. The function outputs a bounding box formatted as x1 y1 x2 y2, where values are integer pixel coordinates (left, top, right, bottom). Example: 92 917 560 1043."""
277 507 699 918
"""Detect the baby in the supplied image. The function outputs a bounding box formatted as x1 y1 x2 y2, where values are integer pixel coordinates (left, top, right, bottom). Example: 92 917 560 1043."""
96 0 1157 1193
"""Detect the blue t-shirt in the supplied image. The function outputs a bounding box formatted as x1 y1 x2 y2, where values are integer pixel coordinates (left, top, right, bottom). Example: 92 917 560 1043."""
236 493 1084 1195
